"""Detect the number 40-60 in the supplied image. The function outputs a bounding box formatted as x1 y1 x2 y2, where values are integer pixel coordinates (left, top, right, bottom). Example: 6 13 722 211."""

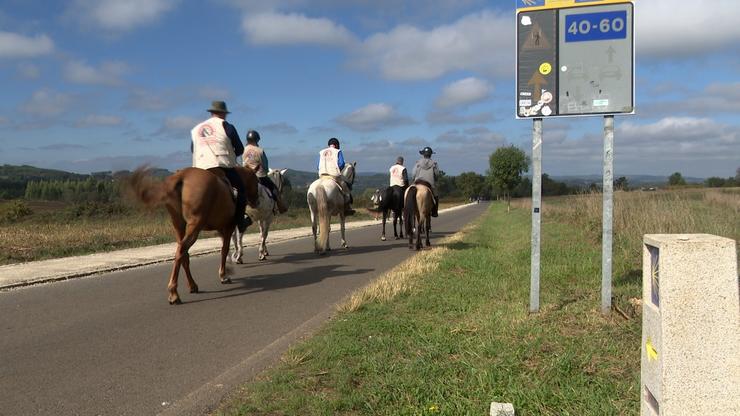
568 17 625 35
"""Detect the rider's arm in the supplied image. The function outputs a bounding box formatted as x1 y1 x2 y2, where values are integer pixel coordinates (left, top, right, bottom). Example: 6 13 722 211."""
337 150 346 170
261 151 269 172
402 168 409 186
433 162 440 181
223 122 244 157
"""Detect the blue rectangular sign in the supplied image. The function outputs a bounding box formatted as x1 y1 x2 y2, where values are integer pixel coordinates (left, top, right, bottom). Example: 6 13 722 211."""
564 10 627 42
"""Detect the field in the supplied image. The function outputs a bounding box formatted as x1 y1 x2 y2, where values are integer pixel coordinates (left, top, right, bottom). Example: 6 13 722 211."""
0 198 464 266
214 188 738 415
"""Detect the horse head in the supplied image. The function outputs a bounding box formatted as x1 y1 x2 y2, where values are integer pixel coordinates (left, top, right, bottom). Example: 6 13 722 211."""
267 168 288 195
342 161 356 186
371 188 382 207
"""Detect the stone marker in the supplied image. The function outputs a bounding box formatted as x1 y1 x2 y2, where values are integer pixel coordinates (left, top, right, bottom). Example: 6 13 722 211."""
640 234 739 415
490 402 515 416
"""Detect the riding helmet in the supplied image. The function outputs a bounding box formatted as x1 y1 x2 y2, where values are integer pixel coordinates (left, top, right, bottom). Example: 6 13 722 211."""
246 130 261 143
328 137 340 148
419 146 434 157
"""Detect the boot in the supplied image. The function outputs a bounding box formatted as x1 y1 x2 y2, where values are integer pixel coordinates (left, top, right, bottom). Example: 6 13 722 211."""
344 193 355 215
237 215 252 233
432 196 439 217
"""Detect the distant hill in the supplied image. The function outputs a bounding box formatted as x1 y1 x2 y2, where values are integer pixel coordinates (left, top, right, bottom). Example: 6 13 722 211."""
284 169 387 193
0 165 90 199
551 174 705 188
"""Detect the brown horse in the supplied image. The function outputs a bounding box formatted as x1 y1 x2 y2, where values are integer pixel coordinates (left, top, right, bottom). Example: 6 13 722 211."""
128 166 259 304
403 182 434 250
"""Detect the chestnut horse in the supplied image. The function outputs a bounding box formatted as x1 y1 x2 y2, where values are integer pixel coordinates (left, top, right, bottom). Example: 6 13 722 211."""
403 182 433 250
128 166 259 304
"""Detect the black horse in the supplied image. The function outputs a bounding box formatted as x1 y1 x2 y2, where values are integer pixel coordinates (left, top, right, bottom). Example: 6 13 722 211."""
372 186 405 241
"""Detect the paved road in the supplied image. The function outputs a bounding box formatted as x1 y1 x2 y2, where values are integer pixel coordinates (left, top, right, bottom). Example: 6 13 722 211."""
0 202 488 416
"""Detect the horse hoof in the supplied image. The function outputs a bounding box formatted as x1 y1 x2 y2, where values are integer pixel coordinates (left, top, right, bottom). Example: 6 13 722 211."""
190 285 199 294
169 297 182 305
221 278 232 284
381 236 386 241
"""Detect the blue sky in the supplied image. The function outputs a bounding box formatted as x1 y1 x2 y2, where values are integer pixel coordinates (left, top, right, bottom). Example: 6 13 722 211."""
0 0 738 178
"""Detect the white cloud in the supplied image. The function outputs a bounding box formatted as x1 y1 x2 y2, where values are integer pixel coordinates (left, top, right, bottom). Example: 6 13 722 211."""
357 11 512 80
75 114 123 127
70 0 178 32
242 12 356 46
543 117 740 177
164 115 200 131
63 60 129 86
435 77 492 108
0 31 53 58
20 89 73 117
17 62 41 79
334 103 415 132
258 122 298 134
638 0 740 58
426 109 494 125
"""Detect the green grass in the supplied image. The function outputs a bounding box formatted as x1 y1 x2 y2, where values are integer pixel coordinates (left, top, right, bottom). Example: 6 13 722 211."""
216 202 642 415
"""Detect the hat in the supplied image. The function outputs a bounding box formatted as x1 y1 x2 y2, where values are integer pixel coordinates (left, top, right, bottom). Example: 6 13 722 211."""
207 101 230 114
396 156 404 164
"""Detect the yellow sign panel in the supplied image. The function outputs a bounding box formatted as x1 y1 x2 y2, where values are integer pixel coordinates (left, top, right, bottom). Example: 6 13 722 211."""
517 0 633 12
539 62 552 75
646 339 659 362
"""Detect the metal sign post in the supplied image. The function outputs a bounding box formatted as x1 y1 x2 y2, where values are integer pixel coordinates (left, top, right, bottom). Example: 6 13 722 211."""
516 0 634 314
601 115 614 313
530 118 543 313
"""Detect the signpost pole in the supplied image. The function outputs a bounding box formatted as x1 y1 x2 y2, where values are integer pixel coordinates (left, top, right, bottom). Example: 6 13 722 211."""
530 118 543 313
601 115 614 314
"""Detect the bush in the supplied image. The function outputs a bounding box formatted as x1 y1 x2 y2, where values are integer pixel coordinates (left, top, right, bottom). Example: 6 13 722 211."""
0 200 33 223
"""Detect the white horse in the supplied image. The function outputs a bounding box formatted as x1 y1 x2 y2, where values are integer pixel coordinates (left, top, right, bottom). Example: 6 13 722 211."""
231 168 288 263
306 162 356 255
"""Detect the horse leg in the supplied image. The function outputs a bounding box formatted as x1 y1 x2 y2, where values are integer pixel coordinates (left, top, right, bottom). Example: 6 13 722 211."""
231 227 243 264
310 209 320 253
263 220 271 257
168 226 200 304
219 229 232 284
181 252 199 293
340 213 348 249
381 211 387 241
258 221 267 261
425 215 431 247
415 215 423 251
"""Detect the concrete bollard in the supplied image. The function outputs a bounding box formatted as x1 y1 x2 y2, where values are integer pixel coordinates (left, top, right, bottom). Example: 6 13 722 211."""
640 234 739 415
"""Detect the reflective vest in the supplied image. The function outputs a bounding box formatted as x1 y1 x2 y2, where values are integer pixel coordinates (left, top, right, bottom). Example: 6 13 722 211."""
389 164 407 187
318 147 342 177
191 117 237 169
243 144 266 177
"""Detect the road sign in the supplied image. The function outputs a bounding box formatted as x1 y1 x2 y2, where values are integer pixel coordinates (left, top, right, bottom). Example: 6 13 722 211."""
516 1 634 118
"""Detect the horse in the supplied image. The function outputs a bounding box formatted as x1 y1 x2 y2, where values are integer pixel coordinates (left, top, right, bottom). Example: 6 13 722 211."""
372 186 405 241
403 182 434 250
231 168 288 263
306 162 356 255
128 166 259 304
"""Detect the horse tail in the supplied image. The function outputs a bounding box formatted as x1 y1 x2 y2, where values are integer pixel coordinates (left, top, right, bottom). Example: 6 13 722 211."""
316 184 330 252
127 167 182 209
404 185 417 237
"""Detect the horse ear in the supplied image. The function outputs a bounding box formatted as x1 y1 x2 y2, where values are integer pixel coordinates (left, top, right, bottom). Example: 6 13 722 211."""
353 161 357 167
280 168 288 175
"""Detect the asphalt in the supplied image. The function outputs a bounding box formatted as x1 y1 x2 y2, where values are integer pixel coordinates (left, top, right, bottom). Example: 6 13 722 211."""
0 203 474 290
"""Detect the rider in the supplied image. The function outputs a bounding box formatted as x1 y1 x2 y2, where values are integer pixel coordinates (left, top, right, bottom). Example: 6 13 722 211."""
190 100 251 231
317 137 354 215
411 146 440 217
242 130 288 214
389 156 409 189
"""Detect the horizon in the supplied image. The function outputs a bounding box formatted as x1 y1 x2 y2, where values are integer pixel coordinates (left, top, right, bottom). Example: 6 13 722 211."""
0 1 738 178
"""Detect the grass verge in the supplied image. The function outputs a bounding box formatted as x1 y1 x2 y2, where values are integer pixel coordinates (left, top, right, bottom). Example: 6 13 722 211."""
215 202 642 415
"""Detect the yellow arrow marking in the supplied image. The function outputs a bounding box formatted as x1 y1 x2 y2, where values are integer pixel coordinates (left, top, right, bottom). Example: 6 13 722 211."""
646 339 658 361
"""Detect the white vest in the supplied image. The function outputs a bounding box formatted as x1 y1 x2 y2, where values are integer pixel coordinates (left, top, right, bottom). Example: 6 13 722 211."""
243 144 266 177
318 147 341 177
191 117 237 169
389 164 406 187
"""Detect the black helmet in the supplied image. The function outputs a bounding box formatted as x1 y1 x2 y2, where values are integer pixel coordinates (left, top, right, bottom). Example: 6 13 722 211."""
246 130 261 143
328 137 340 148
419 146 434 157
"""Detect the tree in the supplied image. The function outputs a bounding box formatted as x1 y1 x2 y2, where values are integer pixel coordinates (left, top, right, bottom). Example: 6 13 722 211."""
487 146 530 211
614 176 629 191
455 172 485 200
705 177 726 188
668 172 686 186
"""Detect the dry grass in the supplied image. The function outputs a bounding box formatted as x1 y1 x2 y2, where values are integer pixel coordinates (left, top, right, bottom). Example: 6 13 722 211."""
336 222 475 313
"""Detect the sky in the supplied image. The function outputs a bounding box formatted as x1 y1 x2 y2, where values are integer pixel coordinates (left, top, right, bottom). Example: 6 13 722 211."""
0 0 738 178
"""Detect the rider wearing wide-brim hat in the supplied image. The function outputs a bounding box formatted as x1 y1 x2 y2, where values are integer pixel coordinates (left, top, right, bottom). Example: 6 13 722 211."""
318 137 355 215
412 146 440 217
190 100 251 231
242 129 288 213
